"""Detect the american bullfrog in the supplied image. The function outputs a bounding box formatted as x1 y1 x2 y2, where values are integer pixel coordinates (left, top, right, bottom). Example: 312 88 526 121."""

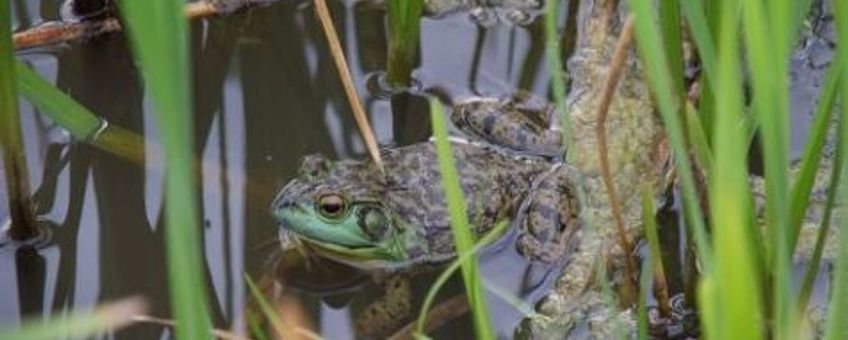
272 97 579 336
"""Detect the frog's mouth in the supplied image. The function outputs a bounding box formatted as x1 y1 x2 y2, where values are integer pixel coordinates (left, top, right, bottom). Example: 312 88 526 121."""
275 213 410 271
293 236 409 270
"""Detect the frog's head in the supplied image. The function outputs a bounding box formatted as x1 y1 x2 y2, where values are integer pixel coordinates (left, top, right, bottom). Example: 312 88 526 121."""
272 154 418 269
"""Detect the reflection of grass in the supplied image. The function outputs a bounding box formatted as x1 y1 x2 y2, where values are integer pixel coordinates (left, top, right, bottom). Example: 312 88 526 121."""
628 0 847 338
429 99 494 340
117 0 212 338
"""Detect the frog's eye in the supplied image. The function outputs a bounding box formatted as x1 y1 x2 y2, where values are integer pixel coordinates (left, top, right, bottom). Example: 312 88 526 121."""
317 194 347 219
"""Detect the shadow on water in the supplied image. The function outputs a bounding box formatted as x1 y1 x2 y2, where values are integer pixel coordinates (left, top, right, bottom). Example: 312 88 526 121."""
0 0 727 338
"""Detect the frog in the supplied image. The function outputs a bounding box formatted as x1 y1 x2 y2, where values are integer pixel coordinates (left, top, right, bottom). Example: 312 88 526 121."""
271 96 580 337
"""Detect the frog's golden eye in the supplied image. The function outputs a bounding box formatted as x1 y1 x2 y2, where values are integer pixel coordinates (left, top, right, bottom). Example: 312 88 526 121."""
317 194 347 218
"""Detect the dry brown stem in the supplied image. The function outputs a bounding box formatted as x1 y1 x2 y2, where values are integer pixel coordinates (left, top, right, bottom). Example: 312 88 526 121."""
14 1 241 50
312 0 385 173
593 14 638 296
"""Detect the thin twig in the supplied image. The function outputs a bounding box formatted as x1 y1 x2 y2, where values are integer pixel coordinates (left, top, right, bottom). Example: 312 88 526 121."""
594 14 638 292
386 294 470 340
312 0 385 173
13 1 247 50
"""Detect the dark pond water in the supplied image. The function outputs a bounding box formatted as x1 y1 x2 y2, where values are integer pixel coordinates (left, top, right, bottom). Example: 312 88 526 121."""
1 1 571 338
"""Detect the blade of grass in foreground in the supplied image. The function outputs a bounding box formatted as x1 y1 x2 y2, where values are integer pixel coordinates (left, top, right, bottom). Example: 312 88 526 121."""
741 2 795 336
544 0 571 150
0 297 147 340
414 220 509 336
627 0 712 270
825 0 848 339
15 61 145 163
0 2 37 240
789 61 841 250
642 187 670 316
386 0 423 87
637 255 652 340
116 0 211 338
430 99 493 340
707 0 763 338
798 114 843 314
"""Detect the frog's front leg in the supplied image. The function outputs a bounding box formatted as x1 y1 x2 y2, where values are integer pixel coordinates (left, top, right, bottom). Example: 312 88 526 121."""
452 97 562 156
517 165 580 263
355 275 412 338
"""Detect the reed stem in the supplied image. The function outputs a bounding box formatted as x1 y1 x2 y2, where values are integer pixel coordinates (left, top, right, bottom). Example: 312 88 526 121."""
313 0 385 172
1 2 38 241
386 0 422 87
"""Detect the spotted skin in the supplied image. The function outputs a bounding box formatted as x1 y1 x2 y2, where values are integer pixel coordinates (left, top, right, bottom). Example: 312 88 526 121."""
452 97 563 157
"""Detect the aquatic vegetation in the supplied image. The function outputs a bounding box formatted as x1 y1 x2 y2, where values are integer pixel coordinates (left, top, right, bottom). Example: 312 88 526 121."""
429 98 493 339
630 0 847 338
0 2 36 240
387 0 423 87
117 0 212 338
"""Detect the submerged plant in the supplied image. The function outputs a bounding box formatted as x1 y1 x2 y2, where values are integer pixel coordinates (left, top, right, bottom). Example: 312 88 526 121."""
0 2 37 240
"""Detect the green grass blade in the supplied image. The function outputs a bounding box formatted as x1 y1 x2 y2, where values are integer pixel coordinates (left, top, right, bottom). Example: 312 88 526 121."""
642 186 670 315
659 0 684 98
825 0 848 338
709 1 763 338
429 99 493 340
15 61 145 162
697 275 719 339
684 103 714 172
740 1 794 336
246 311 271 340
386 0 423 87
545 0 571 150
798 116 843 314
637 255 651 340
414 220 510 336
789 62 841 249
627 0 713 271
115 0 211 338
0 2 37 240
0 297 147 340
679 0 716 85
638 186 664 340
678 0 719 140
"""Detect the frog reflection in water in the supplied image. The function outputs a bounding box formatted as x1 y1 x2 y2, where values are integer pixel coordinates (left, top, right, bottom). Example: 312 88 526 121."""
272 97 579 337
